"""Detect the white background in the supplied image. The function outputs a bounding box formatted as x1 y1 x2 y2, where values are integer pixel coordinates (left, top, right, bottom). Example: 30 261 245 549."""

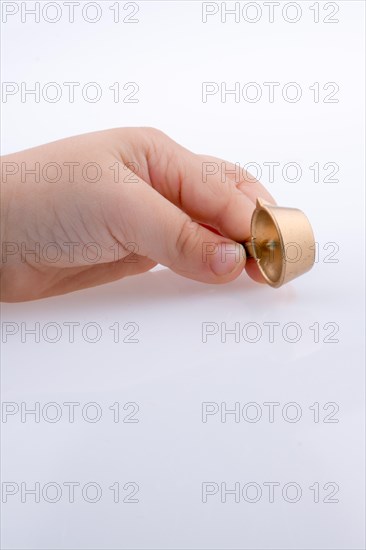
1 1 365 549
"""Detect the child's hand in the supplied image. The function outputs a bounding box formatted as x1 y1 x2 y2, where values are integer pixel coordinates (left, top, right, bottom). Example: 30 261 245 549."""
0 128 275 302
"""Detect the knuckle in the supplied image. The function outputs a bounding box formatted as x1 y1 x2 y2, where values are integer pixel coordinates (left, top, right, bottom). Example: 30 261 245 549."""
142 127 167 140
173 218 201 263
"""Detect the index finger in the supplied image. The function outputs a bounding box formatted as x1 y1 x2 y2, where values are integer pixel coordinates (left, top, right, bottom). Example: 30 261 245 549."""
139 130 276 242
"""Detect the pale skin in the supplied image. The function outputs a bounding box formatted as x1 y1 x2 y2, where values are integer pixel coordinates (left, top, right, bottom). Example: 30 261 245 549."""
0 128 275 302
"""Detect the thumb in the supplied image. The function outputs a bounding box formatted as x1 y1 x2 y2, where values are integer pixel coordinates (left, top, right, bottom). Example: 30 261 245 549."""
114 176 246 284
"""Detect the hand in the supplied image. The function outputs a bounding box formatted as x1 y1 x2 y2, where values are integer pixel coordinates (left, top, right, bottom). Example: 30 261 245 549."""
0 128 275 302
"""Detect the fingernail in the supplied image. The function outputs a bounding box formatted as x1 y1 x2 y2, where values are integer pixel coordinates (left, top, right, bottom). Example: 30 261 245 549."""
210 243 245 276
